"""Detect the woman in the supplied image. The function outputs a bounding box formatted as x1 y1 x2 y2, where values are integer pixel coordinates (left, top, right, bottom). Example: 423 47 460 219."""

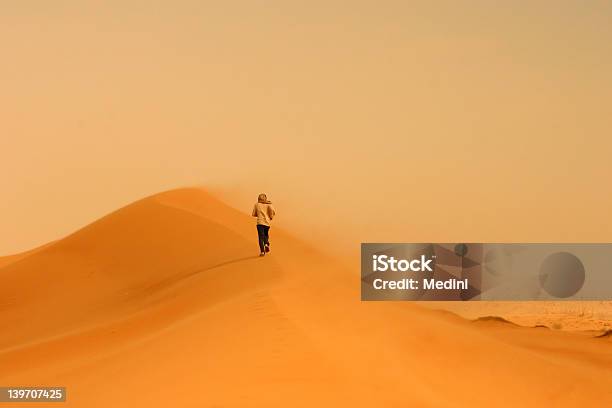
252 193 276 256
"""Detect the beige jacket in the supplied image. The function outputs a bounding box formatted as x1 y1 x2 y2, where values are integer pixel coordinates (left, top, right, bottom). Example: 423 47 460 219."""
252 202 276 226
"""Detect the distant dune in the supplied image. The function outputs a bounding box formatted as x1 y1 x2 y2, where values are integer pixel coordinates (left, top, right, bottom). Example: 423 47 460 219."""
425 300 612 332
1 188 611 407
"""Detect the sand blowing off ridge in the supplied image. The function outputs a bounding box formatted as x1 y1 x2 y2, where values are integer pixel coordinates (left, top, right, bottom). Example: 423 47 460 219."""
0 188 610 407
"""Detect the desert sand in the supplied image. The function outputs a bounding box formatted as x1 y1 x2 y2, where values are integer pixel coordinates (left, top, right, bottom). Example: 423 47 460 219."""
424 301 612 332
1 188 611 407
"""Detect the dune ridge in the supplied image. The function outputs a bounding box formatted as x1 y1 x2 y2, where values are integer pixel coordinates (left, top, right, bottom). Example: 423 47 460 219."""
1 188 610 407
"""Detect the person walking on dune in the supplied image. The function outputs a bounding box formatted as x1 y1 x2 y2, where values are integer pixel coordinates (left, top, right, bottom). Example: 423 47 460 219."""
252 193 276 257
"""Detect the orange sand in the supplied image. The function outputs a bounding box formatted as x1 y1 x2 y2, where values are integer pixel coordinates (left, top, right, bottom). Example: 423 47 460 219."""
1 188 610 407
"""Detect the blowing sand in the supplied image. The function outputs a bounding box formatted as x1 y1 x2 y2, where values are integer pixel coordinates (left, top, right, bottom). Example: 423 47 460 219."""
1 188 610 407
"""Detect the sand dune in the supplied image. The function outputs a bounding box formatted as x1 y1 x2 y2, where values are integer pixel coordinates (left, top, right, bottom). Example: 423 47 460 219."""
1 188 610 407
425 300 612 332
0 242 54 269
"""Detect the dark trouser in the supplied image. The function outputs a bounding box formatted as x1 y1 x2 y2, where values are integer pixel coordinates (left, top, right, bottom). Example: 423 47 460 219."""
256 224 270 253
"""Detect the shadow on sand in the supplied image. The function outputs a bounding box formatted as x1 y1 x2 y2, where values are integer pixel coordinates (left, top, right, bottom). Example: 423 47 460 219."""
142 255 262 293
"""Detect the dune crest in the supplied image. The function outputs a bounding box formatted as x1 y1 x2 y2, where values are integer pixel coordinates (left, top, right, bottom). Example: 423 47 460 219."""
1 188 610 407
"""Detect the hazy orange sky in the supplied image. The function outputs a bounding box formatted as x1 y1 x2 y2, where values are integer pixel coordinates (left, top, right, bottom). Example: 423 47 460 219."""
2 1 611 255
